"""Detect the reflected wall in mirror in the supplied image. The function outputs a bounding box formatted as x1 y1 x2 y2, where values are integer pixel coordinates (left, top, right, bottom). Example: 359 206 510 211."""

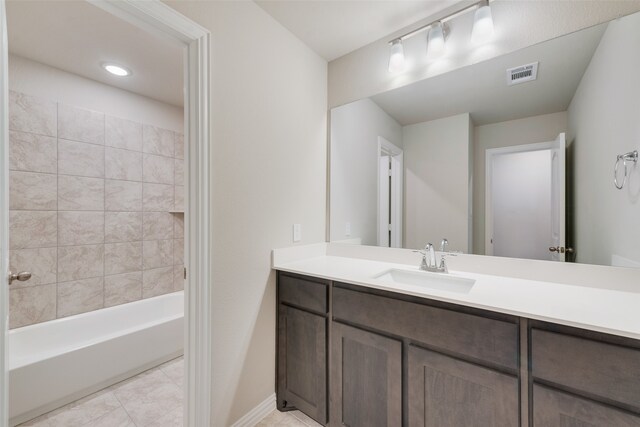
330 10 640 268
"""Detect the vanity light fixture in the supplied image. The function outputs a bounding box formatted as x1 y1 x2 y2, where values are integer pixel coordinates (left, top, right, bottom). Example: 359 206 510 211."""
471 0 495 44
387 0 495 72
427 21 446 58
388 39 406 73
102 63 131 77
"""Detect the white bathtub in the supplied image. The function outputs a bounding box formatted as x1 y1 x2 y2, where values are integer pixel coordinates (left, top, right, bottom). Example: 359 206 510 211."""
8 291 184 426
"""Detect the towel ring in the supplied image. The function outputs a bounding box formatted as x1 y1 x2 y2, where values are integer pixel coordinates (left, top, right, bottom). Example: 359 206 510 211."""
614 150 639 190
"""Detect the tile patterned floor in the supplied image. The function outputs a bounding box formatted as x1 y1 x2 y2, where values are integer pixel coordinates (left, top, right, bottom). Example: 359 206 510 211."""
18 355 320 427
19 357 184 427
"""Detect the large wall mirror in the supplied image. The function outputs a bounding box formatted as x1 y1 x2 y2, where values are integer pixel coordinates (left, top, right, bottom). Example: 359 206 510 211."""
330 10 640 268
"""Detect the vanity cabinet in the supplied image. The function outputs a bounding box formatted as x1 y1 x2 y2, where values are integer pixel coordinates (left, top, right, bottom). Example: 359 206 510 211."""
277 273 329 424
276 271 640 426
330 322 402 427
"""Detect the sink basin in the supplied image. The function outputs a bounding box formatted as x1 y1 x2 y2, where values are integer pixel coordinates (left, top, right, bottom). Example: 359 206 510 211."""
373 269 475 294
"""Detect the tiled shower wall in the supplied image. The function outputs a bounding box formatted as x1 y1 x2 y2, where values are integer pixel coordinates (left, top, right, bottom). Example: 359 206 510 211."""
8 90 185 329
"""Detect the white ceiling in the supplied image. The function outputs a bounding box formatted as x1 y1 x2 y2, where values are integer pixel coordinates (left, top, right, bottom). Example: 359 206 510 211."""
370 22 607 126
256 0 460 61
6 0 184 107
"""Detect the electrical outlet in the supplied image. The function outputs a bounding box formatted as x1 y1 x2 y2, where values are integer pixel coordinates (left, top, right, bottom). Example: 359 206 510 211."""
346 222 351 237
293 224 302 242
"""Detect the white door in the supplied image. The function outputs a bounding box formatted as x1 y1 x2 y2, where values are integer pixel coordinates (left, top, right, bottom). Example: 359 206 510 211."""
486 134 566 261
377 155 390 247
1 0 9 424
550 132 566 261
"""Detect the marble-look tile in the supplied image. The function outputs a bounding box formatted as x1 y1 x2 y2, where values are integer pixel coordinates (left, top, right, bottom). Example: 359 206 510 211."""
174 132 184 160
58 175 104 211
58 244 104 282
173 239 184 266
174 159 184 186
142 266 174 298
173 265 184 292
174 186 184 212
105 212 142 243
17 414 51 426
106 147 143 181
9 130 57 173
58 211 104 246
10 171 57 210
256 410 309 427
57 277 104 318
112 368 182 427
83 407 134 427
58 139 105 178
146 404 183 427
9 247 57 287
104 271 142 307
173 214 184 239
105 180 142 212
106 116 142 152
9 210 57 249
159 358 184 390
290 410 323 427
143 212 174 240
9 91 57 136
58 104 104 145
45 389 120 427
143 153 174 185
9 284 57 329
143 125 174 157
143 183 174 211
105 242 142 275
143 239 173 270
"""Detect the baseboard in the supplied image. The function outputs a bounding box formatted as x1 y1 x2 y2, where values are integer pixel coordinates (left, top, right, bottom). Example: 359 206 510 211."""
231 393 276 427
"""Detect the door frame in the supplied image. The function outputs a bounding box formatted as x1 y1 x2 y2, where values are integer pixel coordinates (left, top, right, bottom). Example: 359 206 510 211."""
1 1 213 426
1 0 9 423
485 141 554 256
377 137 403 248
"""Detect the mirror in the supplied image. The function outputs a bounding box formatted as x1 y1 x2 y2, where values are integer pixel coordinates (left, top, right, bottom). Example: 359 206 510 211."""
329 11 640 268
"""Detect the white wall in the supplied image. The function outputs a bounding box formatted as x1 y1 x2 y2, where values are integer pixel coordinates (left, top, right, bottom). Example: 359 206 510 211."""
491 150 552 260
403 113 471 251
328 1 640 108
568 12 640 266
164 2 328 425
473 112 568 254
8 54 183 131
330 99 402 244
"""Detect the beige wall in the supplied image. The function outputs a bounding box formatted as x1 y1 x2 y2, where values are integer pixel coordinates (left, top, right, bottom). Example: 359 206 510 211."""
328 1 640 108
472 111 568 255
164 1 328 425
403 113 471 251
330 99 402 245
7 56 185 329
568 12 640 267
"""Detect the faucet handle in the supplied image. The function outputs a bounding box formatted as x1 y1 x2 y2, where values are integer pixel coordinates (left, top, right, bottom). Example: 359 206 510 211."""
440 238 449 252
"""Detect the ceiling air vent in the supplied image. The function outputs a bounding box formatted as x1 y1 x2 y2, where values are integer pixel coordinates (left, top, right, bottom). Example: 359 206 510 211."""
506 62 538 86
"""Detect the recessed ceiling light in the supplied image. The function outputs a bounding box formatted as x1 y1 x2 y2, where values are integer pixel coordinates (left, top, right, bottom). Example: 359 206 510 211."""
102 63 131 77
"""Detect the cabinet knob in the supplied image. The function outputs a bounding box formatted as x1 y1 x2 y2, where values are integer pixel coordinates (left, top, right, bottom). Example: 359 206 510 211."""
8 271 32 285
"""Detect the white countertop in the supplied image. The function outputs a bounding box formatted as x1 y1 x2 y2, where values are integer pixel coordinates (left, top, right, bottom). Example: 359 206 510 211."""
274 253 640 340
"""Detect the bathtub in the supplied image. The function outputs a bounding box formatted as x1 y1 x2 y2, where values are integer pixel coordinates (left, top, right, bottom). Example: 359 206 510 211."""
8 291 184 426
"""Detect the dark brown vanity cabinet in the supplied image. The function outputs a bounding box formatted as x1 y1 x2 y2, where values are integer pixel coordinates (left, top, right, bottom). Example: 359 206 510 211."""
277 273 329 424
530 322 640 426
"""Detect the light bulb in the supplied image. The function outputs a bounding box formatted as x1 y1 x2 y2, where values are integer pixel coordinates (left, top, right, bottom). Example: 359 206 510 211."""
388 39 405 73
472 4 494 44
427 22 446 58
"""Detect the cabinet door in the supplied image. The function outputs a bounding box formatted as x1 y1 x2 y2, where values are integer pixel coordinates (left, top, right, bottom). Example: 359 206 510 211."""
408 345 519 427
330 322 402 427
278 304 327 424
533 384 640 426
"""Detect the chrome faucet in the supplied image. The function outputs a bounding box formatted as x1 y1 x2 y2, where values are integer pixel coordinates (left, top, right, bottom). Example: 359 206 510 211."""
440 238 449 252
414 242 448 273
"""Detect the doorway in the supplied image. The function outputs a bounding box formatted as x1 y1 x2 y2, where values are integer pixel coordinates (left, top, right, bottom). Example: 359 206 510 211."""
485 133 566 261
377 136 403 248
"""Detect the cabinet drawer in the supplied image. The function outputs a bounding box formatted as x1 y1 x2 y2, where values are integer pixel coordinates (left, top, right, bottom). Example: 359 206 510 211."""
531 329 640 411
533 384 640 426
279 273 328 314
333 286 518 370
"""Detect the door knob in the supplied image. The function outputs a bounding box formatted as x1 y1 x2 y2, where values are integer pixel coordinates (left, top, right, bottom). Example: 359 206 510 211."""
8 271 32 285
548 247 574 254
549 246 559 252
